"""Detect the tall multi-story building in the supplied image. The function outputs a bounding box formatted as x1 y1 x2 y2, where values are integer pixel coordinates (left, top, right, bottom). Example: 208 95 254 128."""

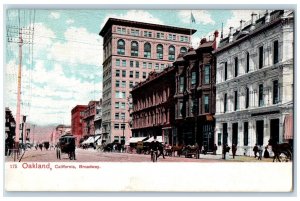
173 31 218 149
214 10 294 155
71 105 87 144
131 66 176 144
99 18 196 143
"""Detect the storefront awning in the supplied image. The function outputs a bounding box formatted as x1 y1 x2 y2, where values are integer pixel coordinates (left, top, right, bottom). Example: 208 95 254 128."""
284 113 293 140
81 135 101 144
145 136 163 143
128 137 148 144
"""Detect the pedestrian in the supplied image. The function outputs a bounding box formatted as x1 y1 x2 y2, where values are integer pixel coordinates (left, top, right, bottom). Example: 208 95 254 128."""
264 146 270 158
258 145 263 160
157 143 165 159
213 144 217 155
222 144 227 160
253 144 258 158
232 144 237 159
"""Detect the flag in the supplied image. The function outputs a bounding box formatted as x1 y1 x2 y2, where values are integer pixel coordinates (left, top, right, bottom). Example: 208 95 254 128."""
191 12 196 23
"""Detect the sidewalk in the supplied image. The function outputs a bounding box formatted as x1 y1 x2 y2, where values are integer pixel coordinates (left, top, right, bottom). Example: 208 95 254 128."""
198 153 274 162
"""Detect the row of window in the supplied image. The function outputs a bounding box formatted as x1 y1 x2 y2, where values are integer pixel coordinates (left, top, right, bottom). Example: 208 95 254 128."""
218 122 250 146
117 39 187 60
223 80 279 113
116 59 168 70
115 102 126 109
116 26 189 42
115 70 150 79
115 112 126 120
178 64 211 93
114 123 126 130
223 40 279 81
178 94 211 117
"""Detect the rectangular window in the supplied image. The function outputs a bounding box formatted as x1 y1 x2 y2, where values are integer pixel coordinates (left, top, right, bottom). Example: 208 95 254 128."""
129 81 133 88
179 102 183 117
136 61 139 68
115 80 120 88
204 95 209 113
115 91 120 98
116 70 120 77
129 71 133 78
115 113 119 120
259 46 264 69
168 34 176 40
121 124 125 129
114 124 119 130
122 60 126 67
273 80 279 104
116 59 120 66
131 29 139 36
148 63 152 69
259 84 264 107
179 76 184 93
234 57 238 77
143 62 147 68
224 62 227 81
130 60 134 67
273 40 279 64
121 113 125 119
246 53 250 73
244 122 248 146
246 87 249 109
121 102 126 109
191 71 196 85
218 133 222 146
121 81 126 88
224 93 227 113
161 64 165 70
143 72 146 79
122 70 126 77
135 72 139 78
204 64 210 84
234 91 238 111
115 102 119 109
155 63 159 70
156 32 164 39
144 31 152 37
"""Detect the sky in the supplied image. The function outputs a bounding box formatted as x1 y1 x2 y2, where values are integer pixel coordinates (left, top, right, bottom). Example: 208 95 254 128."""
4 9 264 126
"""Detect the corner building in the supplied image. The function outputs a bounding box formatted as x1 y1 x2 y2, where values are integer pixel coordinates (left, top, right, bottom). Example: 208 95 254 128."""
214 10 294 156
99 18 196 143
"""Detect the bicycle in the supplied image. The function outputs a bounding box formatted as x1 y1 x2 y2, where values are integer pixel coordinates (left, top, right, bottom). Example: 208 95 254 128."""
150 150 158 162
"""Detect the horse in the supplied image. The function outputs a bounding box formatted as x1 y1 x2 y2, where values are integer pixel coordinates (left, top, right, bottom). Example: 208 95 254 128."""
171 145 184 157
268 139 292 162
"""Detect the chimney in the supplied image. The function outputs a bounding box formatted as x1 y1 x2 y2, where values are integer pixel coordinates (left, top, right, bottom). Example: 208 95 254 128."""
250 12 257 31
265 10 270 23
240 20 245 31
229 27 233 42
213 30 219 50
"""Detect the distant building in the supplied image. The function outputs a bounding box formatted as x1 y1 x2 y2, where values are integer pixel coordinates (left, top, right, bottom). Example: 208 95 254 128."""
99 18 196 143
214 10 294 155
71 105 87 145
94 99 103 142
82 100 100 137
5 107 16 155
131 66 176 144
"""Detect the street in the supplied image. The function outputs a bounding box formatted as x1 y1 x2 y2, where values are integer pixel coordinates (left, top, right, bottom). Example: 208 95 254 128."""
5 148 275 163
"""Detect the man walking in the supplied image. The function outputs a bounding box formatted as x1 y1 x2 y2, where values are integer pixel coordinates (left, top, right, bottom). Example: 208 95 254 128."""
253 144 258 158
232 144 237 159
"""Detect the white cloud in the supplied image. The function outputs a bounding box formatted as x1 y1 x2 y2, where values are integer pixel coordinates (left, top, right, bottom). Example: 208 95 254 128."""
66 19 75 24
179 10 215 25
49 12 60 19
100 10 164 30
48 26 102 67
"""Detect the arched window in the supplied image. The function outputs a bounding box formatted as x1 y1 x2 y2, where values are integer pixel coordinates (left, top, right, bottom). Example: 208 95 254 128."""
144 43 151 58
180 47 187 54
168 45 175 61
117 39 125 55
131 41 138 56
156 44 163 59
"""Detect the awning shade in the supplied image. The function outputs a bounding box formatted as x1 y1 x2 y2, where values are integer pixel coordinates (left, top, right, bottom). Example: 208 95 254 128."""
81 135 101 144
126 137 147 144
284 113 293 140
145 136 163 143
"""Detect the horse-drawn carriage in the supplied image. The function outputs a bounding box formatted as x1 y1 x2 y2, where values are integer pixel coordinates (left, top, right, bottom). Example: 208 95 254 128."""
56 135 76 160
268 139 292 162
183 145 200 159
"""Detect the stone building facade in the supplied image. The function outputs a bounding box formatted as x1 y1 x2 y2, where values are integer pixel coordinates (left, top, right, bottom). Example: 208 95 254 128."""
173 32 218 150
131 66 176 144
99 18 195 143
214 10 294 156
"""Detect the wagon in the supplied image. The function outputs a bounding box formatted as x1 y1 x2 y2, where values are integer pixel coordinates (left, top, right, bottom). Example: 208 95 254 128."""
56 135 76 160
184 145 200 159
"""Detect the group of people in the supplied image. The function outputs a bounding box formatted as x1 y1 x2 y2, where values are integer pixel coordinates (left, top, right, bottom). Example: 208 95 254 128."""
253 144 270 160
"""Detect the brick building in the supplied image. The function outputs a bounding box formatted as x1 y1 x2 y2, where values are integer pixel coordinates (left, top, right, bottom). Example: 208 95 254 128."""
131 66 176 144
71 105 87 144
173 31 219 149
82 100 100 137
99 18 196 143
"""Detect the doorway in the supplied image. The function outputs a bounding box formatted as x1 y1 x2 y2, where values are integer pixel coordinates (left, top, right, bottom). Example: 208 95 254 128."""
270 119 280 143
256 120 264 145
